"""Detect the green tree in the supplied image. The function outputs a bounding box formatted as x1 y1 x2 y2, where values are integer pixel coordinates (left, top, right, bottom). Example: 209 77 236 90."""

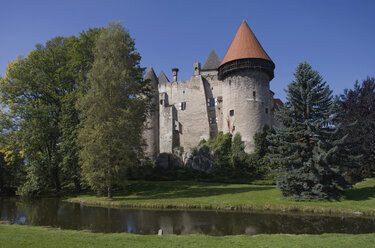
231 133 247 168
268 62 356 199
0 30 100 196
77 22 148 198
337 77 375 181
58 29 101 193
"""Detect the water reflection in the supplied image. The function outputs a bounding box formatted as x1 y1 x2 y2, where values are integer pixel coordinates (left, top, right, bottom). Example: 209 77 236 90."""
1 198 375 235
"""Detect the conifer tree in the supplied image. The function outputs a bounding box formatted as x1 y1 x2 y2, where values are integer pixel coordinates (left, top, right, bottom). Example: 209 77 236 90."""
337 77 375 181
268 62 357 199
77 22 148 198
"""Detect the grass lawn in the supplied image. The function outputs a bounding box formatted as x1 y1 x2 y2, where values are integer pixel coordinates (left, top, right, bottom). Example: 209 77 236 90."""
66 178 375 216
1 224 375 248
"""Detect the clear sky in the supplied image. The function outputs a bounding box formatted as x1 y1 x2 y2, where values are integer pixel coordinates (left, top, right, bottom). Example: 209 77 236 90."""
1 0 374 101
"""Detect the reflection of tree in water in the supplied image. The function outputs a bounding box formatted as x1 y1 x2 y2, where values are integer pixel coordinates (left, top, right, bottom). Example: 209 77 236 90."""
0 198 21 223
15 198 60 226
2 198 375 234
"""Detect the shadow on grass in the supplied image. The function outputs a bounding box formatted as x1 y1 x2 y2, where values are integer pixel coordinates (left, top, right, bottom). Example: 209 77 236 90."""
111 181 274 201
345 186 375 201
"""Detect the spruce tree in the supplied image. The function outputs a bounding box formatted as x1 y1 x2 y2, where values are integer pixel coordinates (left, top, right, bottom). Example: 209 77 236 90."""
268 62 356 199
77 22 148 198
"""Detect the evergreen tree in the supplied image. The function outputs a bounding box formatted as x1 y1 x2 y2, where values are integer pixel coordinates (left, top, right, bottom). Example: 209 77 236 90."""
77 22 148 198
268 62 357 199
337 77 375 181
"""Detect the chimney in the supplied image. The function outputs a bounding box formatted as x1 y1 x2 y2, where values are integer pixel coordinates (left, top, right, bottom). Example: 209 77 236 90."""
172 68 179 82
194 62 201 76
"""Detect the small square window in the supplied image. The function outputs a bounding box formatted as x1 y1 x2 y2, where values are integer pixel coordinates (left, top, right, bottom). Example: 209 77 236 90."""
265 108 268 114
230 110 234 116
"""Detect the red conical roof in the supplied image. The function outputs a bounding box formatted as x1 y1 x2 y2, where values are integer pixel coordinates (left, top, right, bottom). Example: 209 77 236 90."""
220 21 272 66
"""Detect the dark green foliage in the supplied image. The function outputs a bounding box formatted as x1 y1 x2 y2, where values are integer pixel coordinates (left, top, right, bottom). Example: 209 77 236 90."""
142 132 275 184
337 77 375 182
268 62 358 200
0 151 25 196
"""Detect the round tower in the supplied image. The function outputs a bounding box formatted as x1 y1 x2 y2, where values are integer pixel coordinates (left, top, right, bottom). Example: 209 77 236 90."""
218 21 275 153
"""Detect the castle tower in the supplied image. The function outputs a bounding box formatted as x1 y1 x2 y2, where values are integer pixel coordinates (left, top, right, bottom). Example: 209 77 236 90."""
143 67 160 160
218 21 275 153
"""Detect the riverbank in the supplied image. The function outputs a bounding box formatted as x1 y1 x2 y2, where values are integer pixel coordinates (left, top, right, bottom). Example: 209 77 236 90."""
1 224 375 248
66 178 375 216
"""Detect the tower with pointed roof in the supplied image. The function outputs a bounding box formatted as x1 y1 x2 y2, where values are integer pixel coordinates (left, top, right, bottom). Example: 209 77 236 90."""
143 21 280 159
218 20 275 152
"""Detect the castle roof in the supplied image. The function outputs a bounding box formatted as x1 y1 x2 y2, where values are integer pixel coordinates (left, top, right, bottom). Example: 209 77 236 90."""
145 67 158 84
220 20 272 66
202 49 221 71
158 71 170 84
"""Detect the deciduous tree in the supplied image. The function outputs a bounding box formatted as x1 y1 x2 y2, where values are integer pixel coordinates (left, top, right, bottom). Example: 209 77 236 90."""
77 22 148 198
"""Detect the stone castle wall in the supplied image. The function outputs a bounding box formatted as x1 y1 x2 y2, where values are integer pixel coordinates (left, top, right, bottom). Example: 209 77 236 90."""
156 66 275 155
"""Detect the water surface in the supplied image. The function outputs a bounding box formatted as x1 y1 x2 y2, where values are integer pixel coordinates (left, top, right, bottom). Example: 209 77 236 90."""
1 198 375 235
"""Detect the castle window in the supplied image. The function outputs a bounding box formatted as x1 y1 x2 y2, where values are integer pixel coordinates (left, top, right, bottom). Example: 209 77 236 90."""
160 100 164 105
253 91 256 98
265 108 268 114
229 80 231 86
230 109 234 116
179 102 186 111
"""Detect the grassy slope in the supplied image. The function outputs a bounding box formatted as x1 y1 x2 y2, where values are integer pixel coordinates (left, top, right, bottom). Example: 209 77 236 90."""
67 178 375 216
1 224 375 248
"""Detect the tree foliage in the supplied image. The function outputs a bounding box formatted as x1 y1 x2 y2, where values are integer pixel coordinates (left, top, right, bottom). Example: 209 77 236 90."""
0 29 100 196
337 77 375 181
268 62 358 199
77 22 148 198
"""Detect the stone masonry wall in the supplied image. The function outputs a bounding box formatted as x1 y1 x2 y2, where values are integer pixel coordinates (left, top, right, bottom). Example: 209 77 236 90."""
222 70 272 153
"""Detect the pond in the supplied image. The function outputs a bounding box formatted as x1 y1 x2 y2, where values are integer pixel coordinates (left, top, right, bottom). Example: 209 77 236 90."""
1 198 375 235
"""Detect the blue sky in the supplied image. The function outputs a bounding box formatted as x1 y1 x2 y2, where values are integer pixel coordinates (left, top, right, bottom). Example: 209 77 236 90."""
1 0 374 101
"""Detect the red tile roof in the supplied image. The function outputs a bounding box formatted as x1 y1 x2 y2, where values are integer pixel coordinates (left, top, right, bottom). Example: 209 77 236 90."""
220 20 272 66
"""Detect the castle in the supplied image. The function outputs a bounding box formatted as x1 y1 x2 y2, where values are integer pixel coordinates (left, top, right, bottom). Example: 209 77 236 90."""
143 21 282 160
